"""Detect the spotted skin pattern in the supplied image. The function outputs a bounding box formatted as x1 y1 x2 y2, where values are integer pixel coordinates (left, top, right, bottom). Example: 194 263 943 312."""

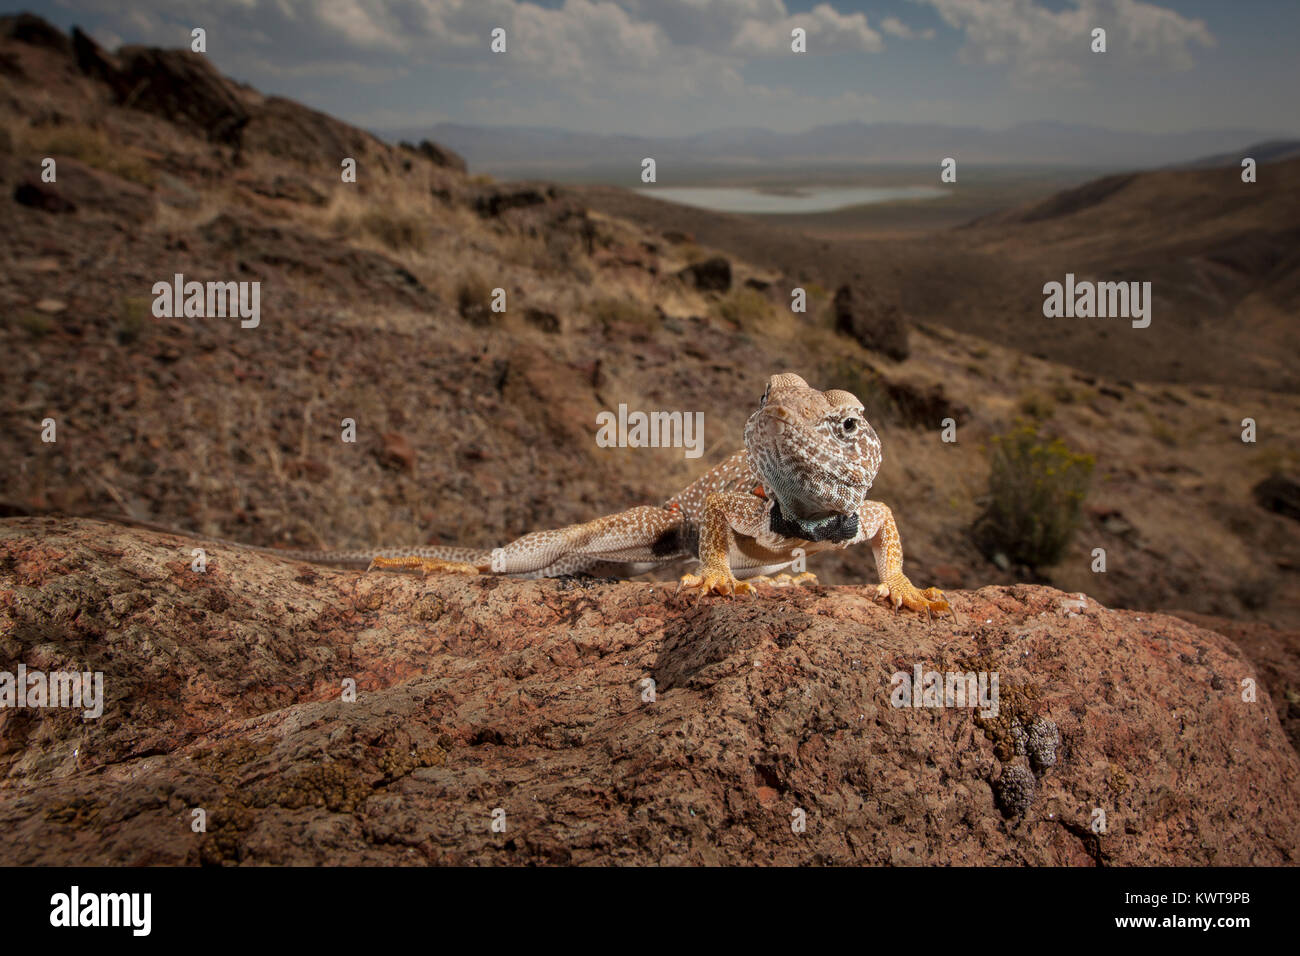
356 371 951 619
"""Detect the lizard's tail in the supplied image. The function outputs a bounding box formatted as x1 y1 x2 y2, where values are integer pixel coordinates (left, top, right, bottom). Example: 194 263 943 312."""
87 513 492 570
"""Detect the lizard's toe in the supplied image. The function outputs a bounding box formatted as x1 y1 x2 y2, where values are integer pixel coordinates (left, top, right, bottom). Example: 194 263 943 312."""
679 568 752 598
877 575 952 620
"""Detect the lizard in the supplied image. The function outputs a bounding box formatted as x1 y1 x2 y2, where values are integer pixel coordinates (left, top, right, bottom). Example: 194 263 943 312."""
356 371 951 618
102 372 950 618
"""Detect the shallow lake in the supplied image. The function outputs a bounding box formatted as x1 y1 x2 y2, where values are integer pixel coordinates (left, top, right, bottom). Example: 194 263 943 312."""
636 185 946 214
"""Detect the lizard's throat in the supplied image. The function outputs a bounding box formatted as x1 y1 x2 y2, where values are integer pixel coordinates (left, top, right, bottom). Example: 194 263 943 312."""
768 494 861 544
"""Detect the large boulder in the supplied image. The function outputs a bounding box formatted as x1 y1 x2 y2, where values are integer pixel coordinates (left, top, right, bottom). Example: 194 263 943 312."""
833 283 910 361
678 256 731 292
0 517 1296 865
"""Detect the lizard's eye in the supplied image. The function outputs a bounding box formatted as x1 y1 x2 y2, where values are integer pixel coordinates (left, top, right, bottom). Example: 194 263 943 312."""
842 417 858 433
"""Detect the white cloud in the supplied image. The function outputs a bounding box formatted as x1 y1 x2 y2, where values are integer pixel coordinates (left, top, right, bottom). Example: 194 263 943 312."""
880 16 913 39
914 0 1214 83
731 3 883 55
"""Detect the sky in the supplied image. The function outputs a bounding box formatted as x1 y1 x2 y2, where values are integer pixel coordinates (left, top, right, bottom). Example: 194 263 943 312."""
19 0 1300 137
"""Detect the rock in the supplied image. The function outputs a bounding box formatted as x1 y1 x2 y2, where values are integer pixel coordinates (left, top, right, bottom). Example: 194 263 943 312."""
473 184 554 218
375 432 416 472
833 283 910 361
12 158 155 222
13 179 75 213
1253 475 1300 522
33 298 65 313
678 256 731 292
244 97 391 171
0 13 72 54
880 377 971 428
1 517 1297 866
522 307 561 334
72 30 249 147
250 174 326 207
415 139 466 173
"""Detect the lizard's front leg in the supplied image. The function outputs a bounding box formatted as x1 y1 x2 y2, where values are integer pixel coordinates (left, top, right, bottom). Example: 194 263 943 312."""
678 492 767 598
860 500 953 620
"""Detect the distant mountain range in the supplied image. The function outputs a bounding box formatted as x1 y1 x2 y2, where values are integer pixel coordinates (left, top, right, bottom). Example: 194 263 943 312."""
379 120 1293 176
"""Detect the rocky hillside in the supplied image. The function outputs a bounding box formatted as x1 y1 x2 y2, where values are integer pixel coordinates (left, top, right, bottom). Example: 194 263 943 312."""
0 15 1298 752
0 517 1296 865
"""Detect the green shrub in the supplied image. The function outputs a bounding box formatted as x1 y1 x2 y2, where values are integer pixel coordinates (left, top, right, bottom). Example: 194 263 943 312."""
1017 389 1055 421
588 296 656 330
974 420 1095 568
711 288 770 330
117 296 150 344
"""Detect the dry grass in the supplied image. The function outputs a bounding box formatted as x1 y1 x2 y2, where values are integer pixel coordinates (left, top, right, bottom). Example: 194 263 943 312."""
21 123 156 186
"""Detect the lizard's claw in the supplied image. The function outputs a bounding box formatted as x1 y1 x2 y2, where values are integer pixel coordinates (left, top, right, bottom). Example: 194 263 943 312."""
876 575 955 622
678 567 755 598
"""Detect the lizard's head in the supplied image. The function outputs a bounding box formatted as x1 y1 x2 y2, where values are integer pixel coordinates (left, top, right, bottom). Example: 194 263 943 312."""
744 371 881 521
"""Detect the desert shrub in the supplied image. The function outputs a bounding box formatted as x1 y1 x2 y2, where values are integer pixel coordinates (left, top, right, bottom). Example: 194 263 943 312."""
711 288 770 330
334 207 427 253
117 296 151 344
16 311 53 338
974 420 1095 568
1017 389 1055 420
27 125 155 185
588 296 656 330
455 272 494 324
1145 411 1178 447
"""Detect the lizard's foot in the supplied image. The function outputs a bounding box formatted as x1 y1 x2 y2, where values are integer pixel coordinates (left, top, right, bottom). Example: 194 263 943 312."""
367 556 482 576
678 567 755 598
748 572 820 588
875 574 955 622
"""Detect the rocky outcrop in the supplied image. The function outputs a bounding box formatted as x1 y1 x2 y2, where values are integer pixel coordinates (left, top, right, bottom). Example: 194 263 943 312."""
1253 475 1300 522
0 517 1296 865
472 183 557 218
402 139 468 174
72 30 249 147
833 283 910 361
678 256 732 292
